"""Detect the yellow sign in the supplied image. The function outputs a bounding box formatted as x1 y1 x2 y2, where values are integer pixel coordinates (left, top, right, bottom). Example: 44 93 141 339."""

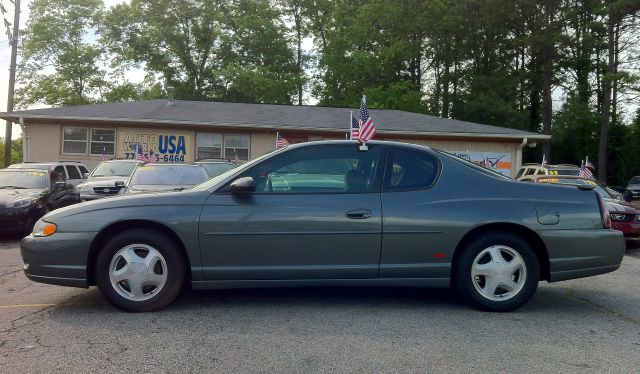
117 130 193 163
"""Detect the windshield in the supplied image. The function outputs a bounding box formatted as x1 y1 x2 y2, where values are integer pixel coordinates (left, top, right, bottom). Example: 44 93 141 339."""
8 163 49 170
630 176 640 184
92 162 139 177
0 171 47 189
549 168 580 176
434 150 511 180
130 165 209 187
193 148 284 191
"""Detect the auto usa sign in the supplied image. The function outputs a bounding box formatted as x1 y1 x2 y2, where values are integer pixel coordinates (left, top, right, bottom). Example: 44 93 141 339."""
117 130 193 163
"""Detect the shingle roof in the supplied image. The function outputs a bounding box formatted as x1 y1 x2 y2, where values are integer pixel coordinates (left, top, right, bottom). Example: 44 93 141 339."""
0 99 549 139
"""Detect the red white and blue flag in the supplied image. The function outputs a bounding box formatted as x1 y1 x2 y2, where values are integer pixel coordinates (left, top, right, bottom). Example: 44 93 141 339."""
350 114 360 140
358 96 376 142
232 154 241 164
579 160 594 179
148 149 160 163
100 147 109 161
276 132 290 148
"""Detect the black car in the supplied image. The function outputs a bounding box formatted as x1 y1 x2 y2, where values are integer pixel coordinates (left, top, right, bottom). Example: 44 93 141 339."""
624 176 640 201
0 169 80 234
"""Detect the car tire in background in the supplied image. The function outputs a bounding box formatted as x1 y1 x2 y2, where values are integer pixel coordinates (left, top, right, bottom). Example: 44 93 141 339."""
455 232 540 312
95 229 185 312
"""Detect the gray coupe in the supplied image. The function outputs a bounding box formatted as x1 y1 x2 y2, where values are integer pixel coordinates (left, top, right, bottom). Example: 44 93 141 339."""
20 141 624 312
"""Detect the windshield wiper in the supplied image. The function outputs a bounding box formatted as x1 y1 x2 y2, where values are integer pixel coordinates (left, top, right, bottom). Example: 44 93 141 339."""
0 185 28 189
173 187 187 191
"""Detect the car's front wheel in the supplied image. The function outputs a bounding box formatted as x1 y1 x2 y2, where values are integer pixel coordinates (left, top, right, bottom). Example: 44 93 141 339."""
95 229 185 312
455 232 539 312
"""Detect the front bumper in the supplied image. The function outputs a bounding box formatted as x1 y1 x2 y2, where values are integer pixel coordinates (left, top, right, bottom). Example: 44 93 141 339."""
540 229 625 282
0 207 36 233
20 231 97 288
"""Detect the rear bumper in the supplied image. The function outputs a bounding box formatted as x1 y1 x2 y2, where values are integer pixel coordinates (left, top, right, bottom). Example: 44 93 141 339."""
540 229 625 282
20 232 96 288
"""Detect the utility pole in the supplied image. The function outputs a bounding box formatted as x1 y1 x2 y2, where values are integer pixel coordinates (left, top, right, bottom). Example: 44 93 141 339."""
4 0 20 167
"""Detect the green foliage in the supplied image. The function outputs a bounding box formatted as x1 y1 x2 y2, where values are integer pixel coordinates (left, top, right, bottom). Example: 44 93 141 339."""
0 138 23 165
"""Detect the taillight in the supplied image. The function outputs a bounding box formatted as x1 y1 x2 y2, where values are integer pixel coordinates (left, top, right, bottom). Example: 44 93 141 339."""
595 191 611 229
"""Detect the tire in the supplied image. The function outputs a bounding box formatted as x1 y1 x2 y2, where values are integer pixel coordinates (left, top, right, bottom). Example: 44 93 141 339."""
95 229 185 312
455 232 539 312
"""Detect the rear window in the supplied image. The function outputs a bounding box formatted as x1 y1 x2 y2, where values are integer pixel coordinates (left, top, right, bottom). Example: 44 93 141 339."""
130 165 209 186
384 148 439 191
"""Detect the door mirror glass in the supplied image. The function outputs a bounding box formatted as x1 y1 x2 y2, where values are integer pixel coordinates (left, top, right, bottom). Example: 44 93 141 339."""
229 177 255 194
83 172 90 179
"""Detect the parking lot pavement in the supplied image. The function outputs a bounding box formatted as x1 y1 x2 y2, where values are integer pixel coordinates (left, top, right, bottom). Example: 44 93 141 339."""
1 237 639 373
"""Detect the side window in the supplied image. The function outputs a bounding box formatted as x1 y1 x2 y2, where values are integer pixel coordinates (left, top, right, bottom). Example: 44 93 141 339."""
515 168 525 179
78 166 89 175
383 148 439 191
536 169 546 175
66 165 81 180
525 168 537 176
54 166 67 180
236 145 382 194
49 171 64 185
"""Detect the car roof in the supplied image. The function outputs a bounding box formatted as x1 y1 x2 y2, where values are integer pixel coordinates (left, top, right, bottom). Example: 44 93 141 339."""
0 168 49 173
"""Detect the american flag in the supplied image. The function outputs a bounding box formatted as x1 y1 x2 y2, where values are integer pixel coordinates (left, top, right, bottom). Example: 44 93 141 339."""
358 96 376 142
100 147 109 161
232 154 241 164
484 154 491 168
579 160 594 179
585 157 595 171
276 132 290 148
134 144 147 162
351 115 360 140
148 149 160 163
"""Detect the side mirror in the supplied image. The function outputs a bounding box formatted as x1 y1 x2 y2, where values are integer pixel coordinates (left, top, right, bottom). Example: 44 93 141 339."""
229 177 255 194
115 181 125 187
52 181 66 191
83 172 90 179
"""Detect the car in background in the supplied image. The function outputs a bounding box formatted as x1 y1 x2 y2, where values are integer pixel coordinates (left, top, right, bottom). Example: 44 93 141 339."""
9 161 89 186
534 175 640 248
515 163 580 182
0 169 80 234
21 141 624 313
624 176 640 201
121 163 210 195
195 159 237 178
76 160 144 201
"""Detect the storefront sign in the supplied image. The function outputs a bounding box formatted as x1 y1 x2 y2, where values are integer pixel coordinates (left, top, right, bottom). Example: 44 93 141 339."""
117 130 193 163
449 151 512 176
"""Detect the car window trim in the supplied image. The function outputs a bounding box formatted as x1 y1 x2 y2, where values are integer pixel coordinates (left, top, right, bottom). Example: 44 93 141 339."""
215 143 386 195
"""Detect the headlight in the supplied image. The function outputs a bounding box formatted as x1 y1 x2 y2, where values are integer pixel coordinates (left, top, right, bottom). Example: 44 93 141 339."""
6 198 36 208
76 184 88 192
32 220 58 237
610 213 626 221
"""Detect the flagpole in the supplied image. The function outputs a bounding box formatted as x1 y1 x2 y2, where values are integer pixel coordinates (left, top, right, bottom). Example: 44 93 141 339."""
349 111 353 140
275 132 279 148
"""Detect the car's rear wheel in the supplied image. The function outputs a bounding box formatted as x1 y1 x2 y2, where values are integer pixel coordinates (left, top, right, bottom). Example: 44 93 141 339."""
95 229 185 312
455 232 539 312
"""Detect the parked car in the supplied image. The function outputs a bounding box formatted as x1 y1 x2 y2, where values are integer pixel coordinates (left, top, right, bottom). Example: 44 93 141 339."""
76 160 144 201
624 176 640 201
121 163 210 195
9 161 90 186
515 163 580 182
0 169 80 234
21 141 623 313
195 159 237 178
534 175 640 248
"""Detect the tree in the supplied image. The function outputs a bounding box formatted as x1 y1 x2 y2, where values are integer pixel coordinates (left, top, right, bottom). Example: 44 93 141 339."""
0 138 23 165
16 0 107 108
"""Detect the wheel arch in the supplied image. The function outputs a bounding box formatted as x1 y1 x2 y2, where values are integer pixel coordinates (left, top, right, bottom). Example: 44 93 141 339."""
87 220 191 285
451 223 550 281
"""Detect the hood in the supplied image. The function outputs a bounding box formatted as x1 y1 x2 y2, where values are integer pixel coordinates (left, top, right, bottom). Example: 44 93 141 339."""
124 185 195 195
605 199 637 214
0 188 44 204
81 176 130 187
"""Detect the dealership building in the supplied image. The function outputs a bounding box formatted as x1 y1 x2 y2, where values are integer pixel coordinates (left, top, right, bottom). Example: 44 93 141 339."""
1 99 549 176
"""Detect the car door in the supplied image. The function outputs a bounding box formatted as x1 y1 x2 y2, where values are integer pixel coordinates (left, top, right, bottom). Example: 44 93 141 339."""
378 146 445 279
199 143 385 280
65 165 83 186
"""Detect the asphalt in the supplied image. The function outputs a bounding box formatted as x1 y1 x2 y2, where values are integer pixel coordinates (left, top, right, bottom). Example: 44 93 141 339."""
1 236 639 373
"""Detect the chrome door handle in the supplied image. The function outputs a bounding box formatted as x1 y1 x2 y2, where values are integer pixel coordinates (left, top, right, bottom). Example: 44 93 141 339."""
345 208 372 219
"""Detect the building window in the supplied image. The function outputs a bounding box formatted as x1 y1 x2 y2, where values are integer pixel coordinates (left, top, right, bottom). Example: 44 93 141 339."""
90 129 116 155
224 134 249 160
62 127 88 154
197 133 223 160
